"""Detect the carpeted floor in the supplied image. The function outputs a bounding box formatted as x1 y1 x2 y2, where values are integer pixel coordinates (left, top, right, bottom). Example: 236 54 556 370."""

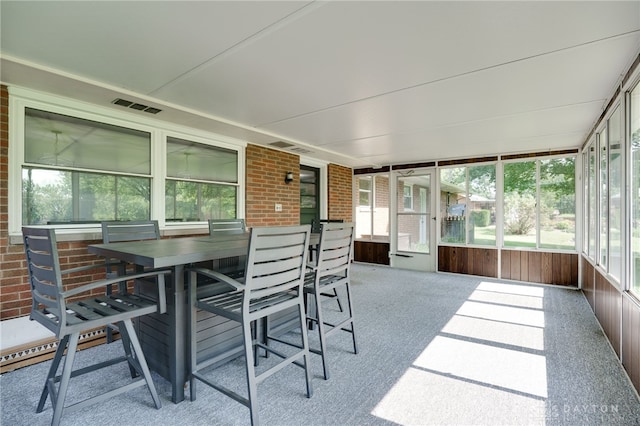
2 263 639 425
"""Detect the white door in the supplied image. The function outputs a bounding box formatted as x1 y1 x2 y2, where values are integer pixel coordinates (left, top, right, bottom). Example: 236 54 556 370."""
391 170 436 271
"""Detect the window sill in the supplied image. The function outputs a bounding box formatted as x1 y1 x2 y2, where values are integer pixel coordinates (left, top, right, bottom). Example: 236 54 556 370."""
9 225 209 245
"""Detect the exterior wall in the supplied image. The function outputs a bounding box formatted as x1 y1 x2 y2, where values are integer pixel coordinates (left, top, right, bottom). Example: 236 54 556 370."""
0 88 350 320
327 163 352 222
245 144 299 227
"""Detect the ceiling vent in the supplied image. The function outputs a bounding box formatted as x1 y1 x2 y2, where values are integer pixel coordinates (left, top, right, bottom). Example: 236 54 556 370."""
290 147 313 154
268 141 313 155
269 141 295 148
111 98 162 114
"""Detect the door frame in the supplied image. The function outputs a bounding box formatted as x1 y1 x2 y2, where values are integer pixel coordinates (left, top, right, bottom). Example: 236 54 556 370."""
389 168 437 271
300 158 327 222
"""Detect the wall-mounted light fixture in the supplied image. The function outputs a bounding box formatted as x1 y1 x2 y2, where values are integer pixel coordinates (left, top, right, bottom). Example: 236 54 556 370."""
285 171 294 184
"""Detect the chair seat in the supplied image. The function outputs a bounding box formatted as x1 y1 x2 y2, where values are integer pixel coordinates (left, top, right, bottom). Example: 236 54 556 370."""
304 274 345 291
198 290 299 317
36 294 159 330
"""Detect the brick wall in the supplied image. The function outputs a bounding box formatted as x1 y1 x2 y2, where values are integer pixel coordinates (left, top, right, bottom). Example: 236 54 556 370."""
0 87 352 319
245 144 300 227
328 163 353 221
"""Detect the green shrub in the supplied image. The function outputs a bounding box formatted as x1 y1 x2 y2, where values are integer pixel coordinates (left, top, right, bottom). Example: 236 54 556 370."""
471 209 490 227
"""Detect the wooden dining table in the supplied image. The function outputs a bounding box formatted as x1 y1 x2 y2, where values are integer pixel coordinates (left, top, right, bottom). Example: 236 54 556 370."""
88 232 317 403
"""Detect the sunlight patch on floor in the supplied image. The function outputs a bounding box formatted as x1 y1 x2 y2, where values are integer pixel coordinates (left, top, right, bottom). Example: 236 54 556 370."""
371 367 547 425
442 314 544 351
414 335 548 398
372 281 550 425
469 289 544 309
477 281 545 297
456 300 545 327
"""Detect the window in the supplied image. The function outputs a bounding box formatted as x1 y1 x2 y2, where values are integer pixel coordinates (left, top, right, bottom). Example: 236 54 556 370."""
503 156 576 250
403 184 413 210
599 130 608 266
12 89 244 232
440 164 496 246
165 137 238 222
539 158 576 249
631 82 640 296
588 144 597 258
397 174 430 253
22 108 152 224
607 106 623 281
358 177 371 207
355 174 389 241
503 161 537 247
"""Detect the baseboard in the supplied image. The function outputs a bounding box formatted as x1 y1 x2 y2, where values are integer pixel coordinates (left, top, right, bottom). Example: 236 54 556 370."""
0 327 112 373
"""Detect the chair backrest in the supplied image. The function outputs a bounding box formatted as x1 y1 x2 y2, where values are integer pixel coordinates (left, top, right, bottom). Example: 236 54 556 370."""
22 227 66 336
208 218 246 236
311 218 344 233
243 225 311 304
315 222 355 278
101 220 160 243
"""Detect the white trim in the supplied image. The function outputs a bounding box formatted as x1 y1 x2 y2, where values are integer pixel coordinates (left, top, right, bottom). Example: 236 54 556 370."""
8 86 247 236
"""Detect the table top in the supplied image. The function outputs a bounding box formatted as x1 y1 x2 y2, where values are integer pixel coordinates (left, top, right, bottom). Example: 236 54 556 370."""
88 233 318 269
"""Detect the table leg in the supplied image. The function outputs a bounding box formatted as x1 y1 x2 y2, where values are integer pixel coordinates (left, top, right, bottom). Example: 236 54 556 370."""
170 264 186 403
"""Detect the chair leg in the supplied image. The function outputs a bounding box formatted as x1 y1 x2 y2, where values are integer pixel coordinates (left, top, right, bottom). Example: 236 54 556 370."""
333 288 344 312
241 319 259 426
52 332 80 426
297 302 313 398
120 320 162 409
314 289 330 380
37 334 69 413
117 322 139 379
345 283 358 354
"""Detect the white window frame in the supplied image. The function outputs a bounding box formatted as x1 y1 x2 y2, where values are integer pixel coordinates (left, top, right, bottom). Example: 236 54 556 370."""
8 86 246 239
403 183 414 211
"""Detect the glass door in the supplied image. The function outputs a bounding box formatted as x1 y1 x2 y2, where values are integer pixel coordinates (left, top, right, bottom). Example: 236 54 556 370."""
300 165 319 226
391 169 436 271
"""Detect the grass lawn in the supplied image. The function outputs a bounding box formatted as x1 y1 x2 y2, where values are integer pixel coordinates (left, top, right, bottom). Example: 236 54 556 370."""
473 226 575 250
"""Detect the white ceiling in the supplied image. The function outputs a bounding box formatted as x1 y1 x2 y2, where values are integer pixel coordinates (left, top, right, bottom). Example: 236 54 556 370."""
2 1 639 168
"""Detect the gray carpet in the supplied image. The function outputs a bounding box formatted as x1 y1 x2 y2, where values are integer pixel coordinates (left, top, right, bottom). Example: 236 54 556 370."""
2 264 639 426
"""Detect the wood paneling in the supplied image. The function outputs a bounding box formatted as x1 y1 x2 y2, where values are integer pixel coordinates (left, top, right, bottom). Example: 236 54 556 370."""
582 259 595 310
622 295 640 393
580 254 639 396
354 241 390 265
595 270 621 356
500 250 577 286
438 246 498 278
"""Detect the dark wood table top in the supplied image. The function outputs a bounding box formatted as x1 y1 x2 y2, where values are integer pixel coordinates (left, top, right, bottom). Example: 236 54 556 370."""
87 232 318 269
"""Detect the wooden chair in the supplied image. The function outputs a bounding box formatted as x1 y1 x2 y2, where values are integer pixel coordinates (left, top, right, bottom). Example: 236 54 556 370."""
304 222 357 380
22 227 169 426
101 220 161 342
188 225 313 426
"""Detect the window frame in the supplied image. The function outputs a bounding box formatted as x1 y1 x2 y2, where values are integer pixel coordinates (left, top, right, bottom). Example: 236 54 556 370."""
403 183 414 211
438 161 498 247
8 87 246 239
627 74 640 297
501 153 577 252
